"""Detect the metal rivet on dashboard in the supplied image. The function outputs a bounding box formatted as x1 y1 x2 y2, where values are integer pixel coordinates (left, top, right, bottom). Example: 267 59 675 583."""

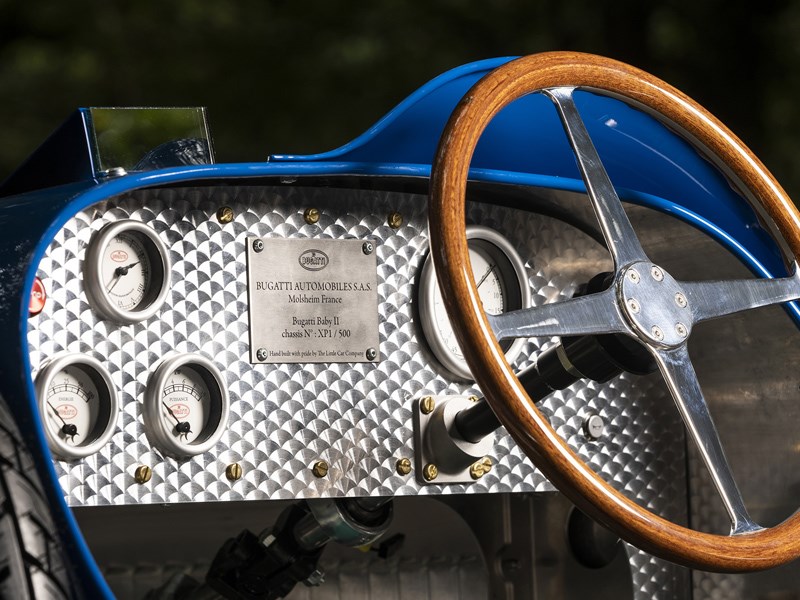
312 460 329 478
583 414 605 440
675 292 688 308
304 207 320 225
651 326 665 341
469 395 479 403
226 463 243 481
387 211 403 229
366 347 378 361
252 239 264 253
256 348 268 362
423 463 439 481
627 269 640 284
396 458 412 476
216 206 235 224
675 323 688 338
134 465 152 484
420 396 435 414
362 241 374 255
626 298 640 314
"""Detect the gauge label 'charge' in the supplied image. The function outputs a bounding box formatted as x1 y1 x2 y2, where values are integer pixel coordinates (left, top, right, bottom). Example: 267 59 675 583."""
247 238 380 363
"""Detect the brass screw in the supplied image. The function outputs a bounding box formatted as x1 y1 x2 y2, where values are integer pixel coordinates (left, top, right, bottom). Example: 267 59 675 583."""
420 396 435 415
396 458 412 476
216 206 234 224
134 465 152 484
469 457 493 480
387 211 403 229
226 463 243 481
304 207 320 225
312 460 329 478
469 395 479 403
422 463 438 481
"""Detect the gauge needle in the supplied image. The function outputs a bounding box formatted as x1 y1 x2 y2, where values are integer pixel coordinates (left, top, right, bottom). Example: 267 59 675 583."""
47 401 79 438
105 261 140 291
162 401 192 436
475 264 496 289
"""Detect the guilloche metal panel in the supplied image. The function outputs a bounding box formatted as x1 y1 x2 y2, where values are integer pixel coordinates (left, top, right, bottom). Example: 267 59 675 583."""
28 184 690 598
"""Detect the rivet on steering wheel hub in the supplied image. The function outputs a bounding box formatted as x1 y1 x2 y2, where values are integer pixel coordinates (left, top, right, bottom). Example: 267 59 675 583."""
619 262 692 347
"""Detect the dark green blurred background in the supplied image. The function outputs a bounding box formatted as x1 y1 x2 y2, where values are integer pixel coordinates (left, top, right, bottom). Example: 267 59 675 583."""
2 1 798 197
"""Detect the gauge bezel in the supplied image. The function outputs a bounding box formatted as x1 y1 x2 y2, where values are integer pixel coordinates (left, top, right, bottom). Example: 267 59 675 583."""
35 353 119 460
419 225 531 381
143 354 229 458
84 219 171 324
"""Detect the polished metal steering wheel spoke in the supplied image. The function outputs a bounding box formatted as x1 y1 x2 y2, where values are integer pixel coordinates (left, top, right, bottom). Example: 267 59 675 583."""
651 344 762 535
545 87 649 269
489 287 628 340
682 264 800 324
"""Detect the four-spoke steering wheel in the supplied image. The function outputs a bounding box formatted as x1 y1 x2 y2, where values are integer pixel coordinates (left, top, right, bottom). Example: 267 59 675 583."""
428 51 800 572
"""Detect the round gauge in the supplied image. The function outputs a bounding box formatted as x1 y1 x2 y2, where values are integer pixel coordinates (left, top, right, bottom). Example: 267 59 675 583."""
419 225 531 380
143 354 229 458
35 354 119 460
84 220 171 323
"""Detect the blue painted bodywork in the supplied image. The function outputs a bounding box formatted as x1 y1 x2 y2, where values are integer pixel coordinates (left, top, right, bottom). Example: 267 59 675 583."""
0 56 796 597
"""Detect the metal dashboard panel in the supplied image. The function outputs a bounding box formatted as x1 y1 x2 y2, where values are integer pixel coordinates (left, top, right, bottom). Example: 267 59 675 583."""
27 185 685 520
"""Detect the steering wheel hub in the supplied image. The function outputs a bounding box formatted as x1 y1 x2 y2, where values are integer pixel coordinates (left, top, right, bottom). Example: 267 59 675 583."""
618 262 691 347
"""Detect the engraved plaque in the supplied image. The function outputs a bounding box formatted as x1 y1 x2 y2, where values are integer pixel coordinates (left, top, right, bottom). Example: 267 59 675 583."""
247 238 380 363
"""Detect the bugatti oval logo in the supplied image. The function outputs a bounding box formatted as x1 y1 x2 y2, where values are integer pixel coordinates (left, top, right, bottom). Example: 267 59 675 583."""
110 250 128 262
57 405 78 420
298 249 329 271
170 403 190 419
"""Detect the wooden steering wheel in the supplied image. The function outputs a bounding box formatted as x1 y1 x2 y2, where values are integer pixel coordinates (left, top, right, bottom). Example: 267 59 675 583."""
428 51 800 572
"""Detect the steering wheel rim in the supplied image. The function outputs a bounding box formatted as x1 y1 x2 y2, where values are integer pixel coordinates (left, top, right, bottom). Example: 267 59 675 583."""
428 51 800 572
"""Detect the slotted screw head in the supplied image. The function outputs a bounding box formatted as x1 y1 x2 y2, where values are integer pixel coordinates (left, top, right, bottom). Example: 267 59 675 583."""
420 396 435 414
469 457 493 480
312 460 329 478
216 206 234 224
134 465 152 484
304 207 320 224
387 211 403 229
423 463 438 481
226 463 243 481
396 458 412 476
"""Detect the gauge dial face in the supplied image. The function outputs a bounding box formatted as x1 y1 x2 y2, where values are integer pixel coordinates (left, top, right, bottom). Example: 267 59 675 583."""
419 226 531 381
144 354 229 458
35 354 118 460
431 245 507 362
101 232 152 312
45 366 101 448
160 366 211 445
84 220 171 324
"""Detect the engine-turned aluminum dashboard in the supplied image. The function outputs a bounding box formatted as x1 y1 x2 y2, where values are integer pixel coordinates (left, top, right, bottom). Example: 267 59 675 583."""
28 183 687 509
